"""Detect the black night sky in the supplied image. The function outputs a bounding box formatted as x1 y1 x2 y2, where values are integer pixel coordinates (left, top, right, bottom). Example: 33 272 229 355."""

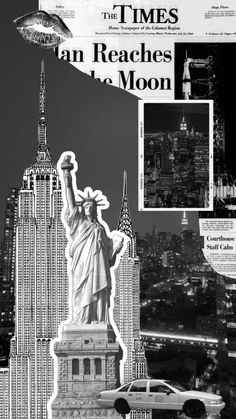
0 1 200 238
144 103 210 134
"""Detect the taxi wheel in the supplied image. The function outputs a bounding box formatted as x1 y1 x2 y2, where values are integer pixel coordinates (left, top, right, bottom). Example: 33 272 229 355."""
114 398 130 414
182 399 205 418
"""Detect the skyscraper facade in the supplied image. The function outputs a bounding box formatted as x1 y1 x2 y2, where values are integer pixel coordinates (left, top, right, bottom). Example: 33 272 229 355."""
9 61 68 419
0 368 9 418
114 171 141 381
114 172 151 419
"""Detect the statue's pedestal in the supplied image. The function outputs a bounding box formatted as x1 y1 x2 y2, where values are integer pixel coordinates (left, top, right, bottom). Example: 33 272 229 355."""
51 322 123 418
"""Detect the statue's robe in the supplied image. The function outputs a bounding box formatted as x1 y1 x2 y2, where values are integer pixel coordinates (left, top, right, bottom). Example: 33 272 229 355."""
65 207 114 324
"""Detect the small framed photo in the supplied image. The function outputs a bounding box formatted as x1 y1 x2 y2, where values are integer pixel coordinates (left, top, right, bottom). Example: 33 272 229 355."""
138 100 213 211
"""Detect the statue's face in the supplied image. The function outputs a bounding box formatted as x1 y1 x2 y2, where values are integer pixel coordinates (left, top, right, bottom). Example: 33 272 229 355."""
83 201 95 218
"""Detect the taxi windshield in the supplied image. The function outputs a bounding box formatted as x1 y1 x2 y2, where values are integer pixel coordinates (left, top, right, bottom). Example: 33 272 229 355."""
164 381 188 392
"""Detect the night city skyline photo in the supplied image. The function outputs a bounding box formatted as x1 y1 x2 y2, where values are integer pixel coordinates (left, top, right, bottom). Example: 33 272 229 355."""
142 102 212 210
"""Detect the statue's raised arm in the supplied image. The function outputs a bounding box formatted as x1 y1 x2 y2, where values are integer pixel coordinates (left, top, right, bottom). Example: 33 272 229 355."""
61 155 76 216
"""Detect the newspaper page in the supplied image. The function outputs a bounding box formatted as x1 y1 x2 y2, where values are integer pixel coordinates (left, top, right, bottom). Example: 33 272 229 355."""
39 0 236 273
40 0 236 97
0 0 236 418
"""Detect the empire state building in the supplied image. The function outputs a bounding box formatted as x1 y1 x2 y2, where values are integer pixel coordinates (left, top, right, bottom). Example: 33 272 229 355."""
9 61 68 418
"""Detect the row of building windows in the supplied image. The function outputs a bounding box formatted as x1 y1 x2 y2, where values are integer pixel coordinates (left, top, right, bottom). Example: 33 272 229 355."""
72 358 102 375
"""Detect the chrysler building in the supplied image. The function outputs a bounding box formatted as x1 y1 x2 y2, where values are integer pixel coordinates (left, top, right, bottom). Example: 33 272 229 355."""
9 61 68 418
114 172 151 419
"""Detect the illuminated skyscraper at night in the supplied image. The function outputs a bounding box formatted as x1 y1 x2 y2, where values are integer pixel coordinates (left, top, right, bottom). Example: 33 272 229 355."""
181 211 189 231
9 61 68 419
0 188 18 365
0 188 18 330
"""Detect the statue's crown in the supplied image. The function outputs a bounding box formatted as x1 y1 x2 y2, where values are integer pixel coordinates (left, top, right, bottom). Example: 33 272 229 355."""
76 188 108 208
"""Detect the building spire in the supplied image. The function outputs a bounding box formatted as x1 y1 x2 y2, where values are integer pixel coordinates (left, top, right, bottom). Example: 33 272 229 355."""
117 171 136 257
180 110 188 131
181 210 189 231
35 60 52 163
182 49 191 99
123 170 128 198
39 59 45 116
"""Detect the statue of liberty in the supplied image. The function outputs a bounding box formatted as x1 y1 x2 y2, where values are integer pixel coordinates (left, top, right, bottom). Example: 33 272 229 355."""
60 153 124 325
